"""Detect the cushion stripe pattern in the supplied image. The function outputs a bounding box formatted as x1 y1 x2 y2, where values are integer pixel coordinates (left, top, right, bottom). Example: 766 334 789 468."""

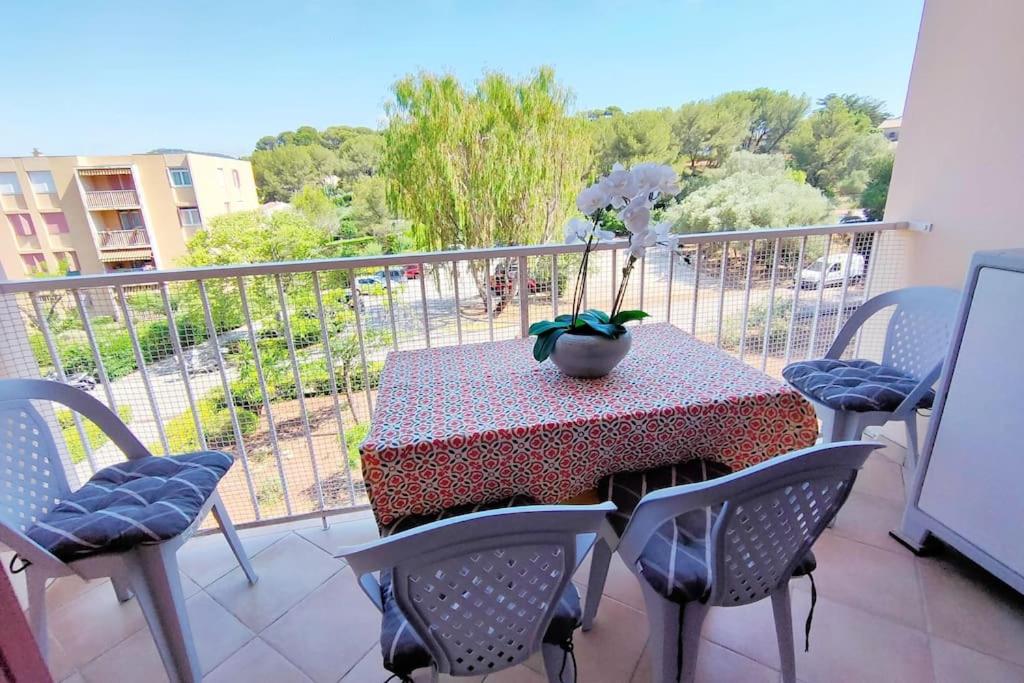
26 452 233 561
377 495 582 678
782 358 934 413
598 459 814 604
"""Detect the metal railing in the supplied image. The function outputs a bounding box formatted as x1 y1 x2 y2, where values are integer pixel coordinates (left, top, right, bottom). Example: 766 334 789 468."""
97 228 150 249
0 221 911 529
85 189 140 210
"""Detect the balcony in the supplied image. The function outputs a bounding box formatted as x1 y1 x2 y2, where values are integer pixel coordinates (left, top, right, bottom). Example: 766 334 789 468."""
96 227 150 250
2 222 1022 682
85 189 140 210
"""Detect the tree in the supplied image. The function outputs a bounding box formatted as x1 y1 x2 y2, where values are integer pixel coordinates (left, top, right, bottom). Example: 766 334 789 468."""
251 145 339 201
739 88 810 153
860 154 894 220
255 135 277 151
589 109 673 174
321 125 375 150
383 67 590 254
786 98 887 196
672 93 752 171
337 133 384 183
672 152 831 233
291 185 339 231
817 93 891 127
291 125 323 146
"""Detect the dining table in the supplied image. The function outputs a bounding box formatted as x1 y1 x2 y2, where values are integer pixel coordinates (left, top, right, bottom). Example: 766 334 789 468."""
359 322 819 526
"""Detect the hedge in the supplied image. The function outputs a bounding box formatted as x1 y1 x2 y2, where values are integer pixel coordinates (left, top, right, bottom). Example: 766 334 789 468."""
57 405 133 464
162 397 258 454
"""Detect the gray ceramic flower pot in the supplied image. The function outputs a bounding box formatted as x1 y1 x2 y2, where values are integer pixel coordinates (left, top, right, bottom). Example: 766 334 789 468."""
549 330 632 378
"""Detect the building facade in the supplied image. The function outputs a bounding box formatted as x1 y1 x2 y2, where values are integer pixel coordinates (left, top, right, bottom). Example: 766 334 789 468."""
0 152 258 279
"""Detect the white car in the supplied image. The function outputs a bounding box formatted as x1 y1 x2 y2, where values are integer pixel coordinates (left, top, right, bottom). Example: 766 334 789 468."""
354 275 384 294
799 253 865 289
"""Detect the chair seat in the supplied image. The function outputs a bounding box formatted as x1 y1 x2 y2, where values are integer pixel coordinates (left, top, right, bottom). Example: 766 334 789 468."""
598 460 815 604
782 358 934 413
377 494 582 677
26 451 233 561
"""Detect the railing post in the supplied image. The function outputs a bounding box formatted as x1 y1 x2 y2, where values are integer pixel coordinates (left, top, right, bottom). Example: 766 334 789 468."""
518 255 530 338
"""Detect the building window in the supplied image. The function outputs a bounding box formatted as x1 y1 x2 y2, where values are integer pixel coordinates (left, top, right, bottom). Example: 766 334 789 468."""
168 167 192 187
118 210 144 230
54 251 79 272
0 172 21 196
232 169 241 190
21 253 46 273
42 212 69 234
178 207 202 227
8 213 35 236
28 171 56 194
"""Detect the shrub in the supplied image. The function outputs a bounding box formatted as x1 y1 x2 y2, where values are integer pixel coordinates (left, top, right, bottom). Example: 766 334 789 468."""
60 341 97 377
136 321 174 364
721 295 794 353
28 331 52 371
95 329 136 380
350 361 385 391
344 422 370 472
57 405 133 464
125 290 165 314
163 397 257 454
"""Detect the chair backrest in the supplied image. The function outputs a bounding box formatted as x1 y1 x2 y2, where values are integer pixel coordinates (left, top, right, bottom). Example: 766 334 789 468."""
616 442 880 609
340 503 614 676
879 287 961 382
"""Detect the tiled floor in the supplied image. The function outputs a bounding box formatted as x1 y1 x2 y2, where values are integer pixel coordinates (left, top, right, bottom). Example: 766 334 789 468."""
26 439 1024 683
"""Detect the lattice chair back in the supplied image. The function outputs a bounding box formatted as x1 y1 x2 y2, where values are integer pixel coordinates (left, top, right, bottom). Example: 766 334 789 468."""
880 288 961 381
0 400 72 535
340 503 615 677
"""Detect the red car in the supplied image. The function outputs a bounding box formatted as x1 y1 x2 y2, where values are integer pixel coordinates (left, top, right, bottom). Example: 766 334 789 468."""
404 264 421 279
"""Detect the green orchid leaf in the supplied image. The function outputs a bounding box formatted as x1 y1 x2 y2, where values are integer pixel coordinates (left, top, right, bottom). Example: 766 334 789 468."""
532 328 565 362
610 309 651 325
582 309 611 323
554 314 574 323
528 319 569 336
581 320 626 338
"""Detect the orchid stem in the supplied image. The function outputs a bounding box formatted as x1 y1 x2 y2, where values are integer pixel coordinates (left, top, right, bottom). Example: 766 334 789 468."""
571 234 594 326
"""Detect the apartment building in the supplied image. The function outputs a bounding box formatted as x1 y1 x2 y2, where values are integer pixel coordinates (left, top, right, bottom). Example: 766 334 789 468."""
0 152 258 279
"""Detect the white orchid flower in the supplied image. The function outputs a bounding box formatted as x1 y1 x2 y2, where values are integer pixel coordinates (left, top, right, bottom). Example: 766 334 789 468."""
631 163 681 200
650 221 681 251
600 163 639 208
576 184 608 215
619 199 651 235
564 217 614 244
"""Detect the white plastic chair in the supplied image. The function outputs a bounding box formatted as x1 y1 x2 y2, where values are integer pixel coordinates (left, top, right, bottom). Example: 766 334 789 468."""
585 441 880 683
338 502 616 682
790 286 960 470
0 379 257 683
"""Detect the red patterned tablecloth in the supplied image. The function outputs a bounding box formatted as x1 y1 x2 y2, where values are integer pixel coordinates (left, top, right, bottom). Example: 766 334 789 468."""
360 323 818 525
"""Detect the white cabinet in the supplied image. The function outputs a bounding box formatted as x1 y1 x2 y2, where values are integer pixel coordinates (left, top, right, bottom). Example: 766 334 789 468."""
898 250 1024 594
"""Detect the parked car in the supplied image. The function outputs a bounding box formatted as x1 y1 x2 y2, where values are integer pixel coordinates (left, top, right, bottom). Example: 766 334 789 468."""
488 263 550 296
376 268 405 283
354 275 385 295
404 264 422 279
839 214 868 224
47 371 96 391
798 253 866 289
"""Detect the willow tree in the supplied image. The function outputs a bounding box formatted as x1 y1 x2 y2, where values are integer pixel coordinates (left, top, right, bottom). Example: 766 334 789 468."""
383 68 590 300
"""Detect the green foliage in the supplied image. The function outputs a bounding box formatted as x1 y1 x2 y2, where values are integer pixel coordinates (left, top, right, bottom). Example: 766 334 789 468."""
184 210 334 267
817 93 891 127
321 125 376 151
57 405 133 464
590 109 674 175
384 67 590 252
672 152 831 232
344 422 371 472
250 145 337 202
673 93 753 171
861 154 894 220
786 98 889 197
528 310 640 362
163 397 257 454
291 185 339 231
337 134 384 183
721 295 794 352
740 88 810 153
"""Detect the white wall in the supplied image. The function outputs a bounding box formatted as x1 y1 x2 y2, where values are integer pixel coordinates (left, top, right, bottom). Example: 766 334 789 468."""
885 0 1024 288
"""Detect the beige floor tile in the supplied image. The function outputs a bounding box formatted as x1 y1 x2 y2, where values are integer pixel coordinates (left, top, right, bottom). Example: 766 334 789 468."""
78 591 253 682
630 639 780 683
339 645 396 682
573 595 649 683
45 575 110 611
295 515 382 556
47 634 77 682
484 663 548 682
178 529 286 587
830 490 907 552
261 570 382 683
874 435 908 466
49 575 148 669
59 673 86 683
206 533 343 631
930 637 1024 683
701 593 782 668
205 638 313 683
573 548 644 613
853 453 906 504
918 549 1024 666
806 532 926 628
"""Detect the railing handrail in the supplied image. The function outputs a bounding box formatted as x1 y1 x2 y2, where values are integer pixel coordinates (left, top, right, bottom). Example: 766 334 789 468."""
85 189 138 196
0 220 907 293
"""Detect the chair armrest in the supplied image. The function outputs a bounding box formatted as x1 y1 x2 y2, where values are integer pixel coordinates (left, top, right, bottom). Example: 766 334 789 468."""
0 379 151 460
892 360 944 418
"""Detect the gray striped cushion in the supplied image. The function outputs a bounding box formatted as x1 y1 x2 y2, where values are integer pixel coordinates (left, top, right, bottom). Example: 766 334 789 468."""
377 495 581 677
598 460 815 604
26 452 233 561
782 358 934 413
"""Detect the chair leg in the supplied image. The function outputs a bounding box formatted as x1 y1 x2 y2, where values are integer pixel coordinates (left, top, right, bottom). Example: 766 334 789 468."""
542 642 575 683
640 579 708 683
903 415 920 472
771 584 797 683
679 601 709 683
123 544 202 683
110 571 135 603
582 538 612 631
25 568 49 660
211 492 258 584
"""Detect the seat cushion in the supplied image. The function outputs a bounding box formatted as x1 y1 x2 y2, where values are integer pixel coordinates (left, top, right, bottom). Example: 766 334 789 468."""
26 452 233 561
598 459 815 604
377 494 582 677
782 358 934 413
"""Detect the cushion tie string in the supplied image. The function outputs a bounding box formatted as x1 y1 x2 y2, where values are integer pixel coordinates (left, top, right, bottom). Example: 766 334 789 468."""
804 572 817 652
559 635 578 683
9 554 31 574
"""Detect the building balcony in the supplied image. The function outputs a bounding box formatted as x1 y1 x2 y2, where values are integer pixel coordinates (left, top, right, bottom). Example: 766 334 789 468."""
84 189 140 210
96 227 150 250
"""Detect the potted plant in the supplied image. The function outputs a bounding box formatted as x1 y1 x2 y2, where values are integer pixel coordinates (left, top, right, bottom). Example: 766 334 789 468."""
529 162 682 377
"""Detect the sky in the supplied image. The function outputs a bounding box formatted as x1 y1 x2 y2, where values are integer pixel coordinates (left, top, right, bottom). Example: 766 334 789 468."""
3 1 924 158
